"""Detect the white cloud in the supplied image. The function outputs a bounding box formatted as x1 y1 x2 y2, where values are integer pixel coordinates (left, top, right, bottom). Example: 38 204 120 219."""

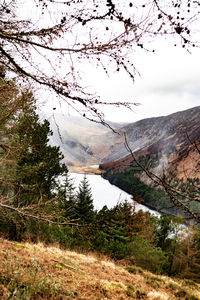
77 40 200 123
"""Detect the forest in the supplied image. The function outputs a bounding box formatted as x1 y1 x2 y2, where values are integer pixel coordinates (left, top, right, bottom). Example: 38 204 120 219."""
103 167 200 218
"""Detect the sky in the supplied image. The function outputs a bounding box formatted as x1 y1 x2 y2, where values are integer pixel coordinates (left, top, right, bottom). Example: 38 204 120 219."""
80 41 200 123
16 0 200 124
41 38 200 124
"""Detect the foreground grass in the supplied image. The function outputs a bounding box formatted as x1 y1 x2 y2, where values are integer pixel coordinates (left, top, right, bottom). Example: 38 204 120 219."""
0 237 200 299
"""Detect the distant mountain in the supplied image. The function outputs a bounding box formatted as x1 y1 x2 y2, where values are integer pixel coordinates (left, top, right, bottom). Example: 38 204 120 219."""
43 107 200 216
42 112 127 168
43 107 200 179
100 106 200 180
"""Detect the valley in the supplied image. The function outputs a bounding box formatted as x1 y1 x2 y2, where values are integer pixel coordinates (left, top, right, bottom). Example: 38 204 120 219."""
48 106 200 220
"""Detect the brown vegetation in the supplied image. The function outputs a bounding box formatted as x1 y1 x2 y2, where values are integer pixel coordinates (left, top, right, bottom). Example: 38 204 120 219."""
0 237 200 299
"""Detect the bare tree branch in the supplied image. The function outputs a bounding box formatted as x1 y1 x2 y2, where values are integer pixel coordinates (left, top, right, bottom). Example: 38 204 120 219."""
0 201 88 227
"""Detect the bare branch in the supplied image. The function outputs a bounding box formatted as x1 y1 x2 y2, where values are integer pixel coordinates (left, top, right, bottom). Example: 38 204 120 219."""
124 133 200 223
0 201 88 227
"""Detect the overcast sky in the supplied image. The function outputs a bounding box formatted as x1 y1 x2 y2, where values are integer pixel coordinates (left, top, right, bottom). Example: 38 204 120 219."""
16 0 200 124
41 38 200 124
19 0 200 124
79 39 200 123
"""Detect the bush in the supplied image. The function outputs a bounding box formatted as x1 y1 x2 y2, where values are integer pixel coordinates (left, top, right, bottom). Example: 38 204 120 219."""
127 235 168 274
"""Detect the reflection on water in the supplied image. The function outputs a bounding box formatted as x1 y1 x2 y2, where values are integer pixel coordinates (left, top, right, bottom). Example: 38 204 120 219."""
70 173 160 216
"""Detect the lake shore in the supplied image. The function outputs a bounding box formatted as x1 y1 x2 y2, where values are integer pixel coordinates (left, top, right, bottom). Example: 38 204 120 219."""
69 165 104 175
69 172 160 215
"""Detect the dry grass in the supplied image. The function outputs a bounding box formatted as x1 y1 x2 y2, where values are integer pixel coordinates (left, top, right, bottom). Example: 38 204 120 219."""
0 237 200 299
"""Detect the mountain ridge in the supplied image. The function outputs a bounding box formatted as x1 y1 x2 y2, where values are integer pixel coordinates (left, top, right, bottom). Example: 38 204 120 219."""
45 106 200 181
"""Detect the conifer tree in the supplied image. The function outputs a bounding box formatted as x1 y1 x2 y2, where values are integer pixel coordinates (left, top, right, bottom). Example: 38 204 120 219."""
13 96 68 207
58 173 77 220
0 73 71 239
75 175 94 224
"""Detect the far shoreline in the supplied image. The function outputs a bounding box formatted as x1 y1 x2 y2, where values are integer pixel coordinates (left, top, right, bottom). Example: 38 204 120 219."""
68 165 104 175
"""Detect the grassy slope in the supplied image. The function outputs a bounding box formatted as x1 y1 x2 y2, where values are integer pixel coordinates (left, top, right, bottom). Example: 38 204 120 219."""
0 237 200 300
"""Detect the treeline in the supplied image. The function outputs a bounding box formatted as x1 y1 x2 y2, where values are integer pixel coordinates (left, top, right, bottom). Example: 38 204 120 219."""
102 168 185 216
0 73 200 281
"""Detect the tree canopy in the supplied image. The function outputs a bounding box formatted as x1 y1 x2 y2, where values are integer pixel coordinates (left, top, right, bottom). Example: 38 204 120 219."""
0 74 72 229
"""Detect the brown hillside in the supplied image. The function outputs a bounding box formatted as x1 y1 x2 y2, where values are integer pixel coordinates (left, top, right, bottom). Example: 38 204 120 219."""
0 237 200 299
100 106 200 181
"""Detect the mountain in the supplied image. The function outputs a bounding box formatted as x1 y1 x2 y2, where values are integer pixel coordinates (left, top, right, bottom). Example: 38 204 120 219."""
43 107 200 216
98 106 200 217
43 112 127 168
100 106 200 180
44 107 200 180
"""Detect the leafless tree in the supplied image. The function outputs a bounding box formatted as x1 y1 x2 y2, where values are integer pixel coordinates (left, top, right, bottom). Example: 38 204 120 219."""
0 0 199 123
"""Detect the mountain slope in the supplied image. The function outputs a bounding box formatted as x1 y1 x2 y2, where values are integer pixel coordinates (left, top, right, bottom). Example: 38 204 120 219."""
100 106 200 180
1 237 200 299
43 107 200 180
43 113 124 167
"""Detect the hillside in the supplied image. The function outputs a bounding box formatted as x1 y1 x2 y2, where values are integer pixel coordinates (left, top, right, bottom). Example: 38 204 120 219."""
43 112 126 169
1 237 200 300
44 107 200 179
100 106 200 180
40 107 200 217
98 106 200 217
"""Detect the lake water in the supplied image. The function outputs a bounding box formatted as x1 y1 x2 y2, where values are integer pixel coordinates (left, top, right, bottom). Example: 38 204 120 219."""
70 173 160 216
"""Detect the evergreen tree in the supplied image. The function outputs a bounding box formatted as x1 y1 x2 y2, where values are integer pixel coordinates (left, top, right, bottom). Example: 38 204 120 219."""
0 77 70 239
75 175 94 224
13 95 68 206
0 72 27 198
58 173 77 220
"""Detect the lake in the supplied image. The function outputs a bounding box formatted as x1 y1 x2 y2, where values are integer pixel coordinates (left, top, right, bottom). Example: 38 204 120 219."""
70 173 160 216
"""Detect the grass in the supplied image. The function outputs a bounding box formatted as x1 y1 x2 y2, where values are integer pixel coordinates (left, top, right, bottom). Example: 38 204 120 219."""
0 237 200 299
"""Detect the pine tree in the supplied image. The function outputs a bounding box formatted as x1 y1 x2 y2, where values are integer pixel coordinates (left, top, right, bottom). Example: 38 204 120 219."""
58 173 77 220
75 175 94 224
13 94 68 207
0 78 71 239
